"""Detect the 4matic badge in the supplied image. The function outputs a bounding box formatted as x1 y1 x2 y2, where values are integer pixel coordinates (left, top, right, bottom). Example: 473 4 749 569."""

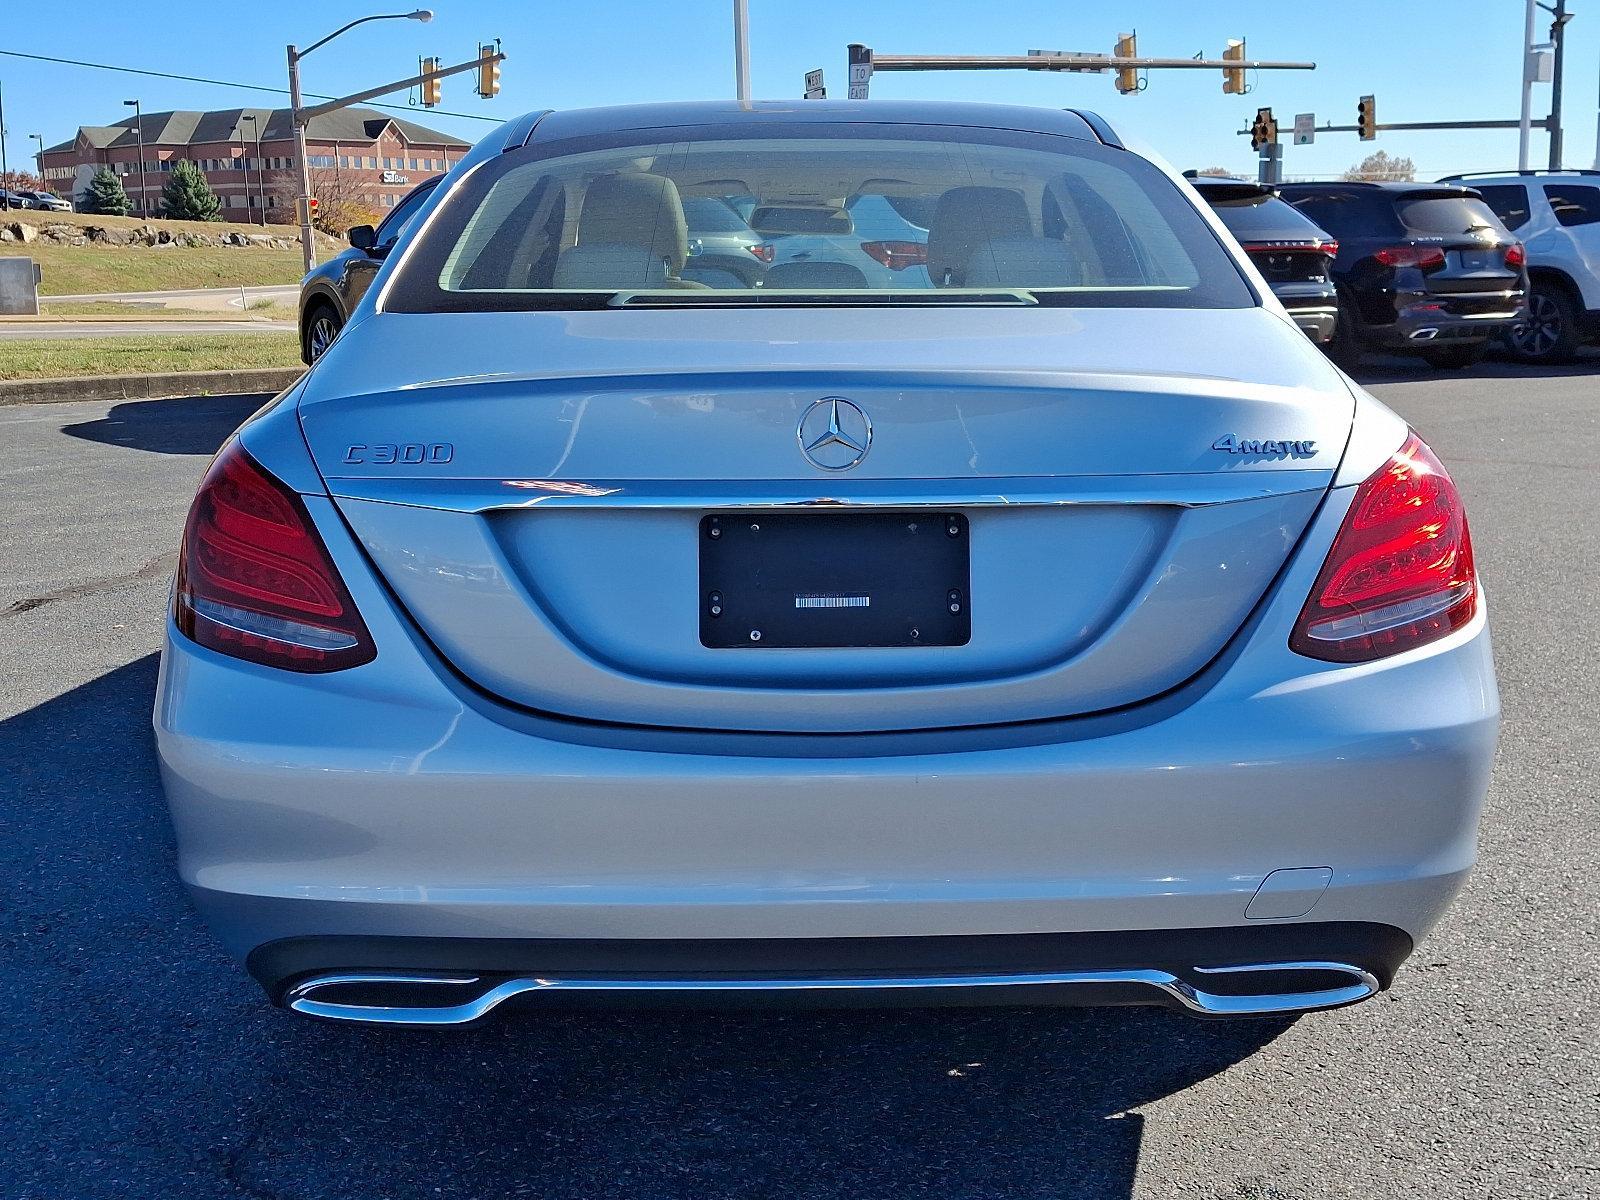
1212 434 1317 458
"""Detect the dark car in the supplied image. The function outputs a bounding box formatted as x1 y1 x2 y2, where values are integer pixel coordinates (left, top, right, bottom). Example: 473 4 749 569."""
1189 176 1339 344
299 176 441 363
1276 181 1527 368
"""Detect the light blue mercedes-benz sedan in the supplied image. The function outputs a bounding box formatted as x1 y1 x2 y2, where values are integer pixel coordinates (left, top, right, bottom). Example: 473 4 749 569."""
154 101 1499 1025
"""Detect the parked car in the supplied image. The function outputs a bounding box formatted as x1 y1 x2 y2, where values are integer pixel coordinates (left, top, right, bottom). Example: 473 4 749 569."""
157 101 1497 1026
14 189 71 213
298 176 441 363
1438 169 1600 362
1277 181 1527 368
1188 175 1339 344
0 187 37 209
680 196 772 286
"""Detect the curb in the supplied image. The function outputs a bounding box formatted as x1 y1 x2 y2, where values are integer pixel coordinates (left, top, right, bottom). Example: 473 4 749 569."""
0 368 306 406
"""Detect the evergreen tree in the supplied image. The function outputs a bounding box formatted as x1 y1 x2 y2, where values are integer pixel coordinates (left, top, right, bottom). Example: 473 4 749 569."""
160 160 222 221
85 165 132 216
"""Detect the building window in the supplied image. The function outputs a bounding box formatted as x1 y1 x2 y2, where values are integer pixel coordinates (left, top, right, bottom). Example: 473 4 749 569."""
381 193 395 207
366 156 378 169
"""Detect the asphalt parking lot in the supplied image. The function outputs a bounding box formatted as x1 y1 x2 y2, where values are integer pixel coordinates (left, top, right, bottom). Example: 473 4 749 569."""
2 361 1595 1200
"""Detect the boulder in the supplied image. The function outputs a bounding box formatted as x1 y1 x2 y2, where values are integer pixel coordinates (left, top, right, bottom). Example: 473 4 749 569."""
11 222 36 244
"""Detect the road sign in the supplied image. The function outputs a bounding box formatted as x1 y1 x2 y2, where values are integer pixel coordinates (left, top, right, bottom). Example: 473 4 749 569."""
1293 112 1315 145
847 45 872 99
804 68 825 99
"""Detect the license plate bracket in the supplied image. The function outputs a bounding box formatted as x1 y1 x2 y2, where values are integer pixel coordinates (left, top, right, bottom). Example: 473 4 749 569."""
699 512 971 648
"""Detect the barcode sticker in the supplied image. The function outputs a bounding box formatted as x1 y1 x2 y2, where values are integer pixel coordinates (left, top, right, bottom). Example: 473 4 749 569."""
795 595 871 609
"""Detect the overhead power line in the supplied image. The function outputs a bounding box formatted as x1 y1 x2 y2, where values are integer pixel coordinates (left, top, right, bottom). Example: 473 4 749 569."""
0 47 503 124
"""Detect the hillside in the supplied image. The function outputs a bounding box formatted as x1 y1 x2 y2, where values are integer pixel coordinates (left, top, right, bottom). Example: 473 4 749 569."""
1 210 341 295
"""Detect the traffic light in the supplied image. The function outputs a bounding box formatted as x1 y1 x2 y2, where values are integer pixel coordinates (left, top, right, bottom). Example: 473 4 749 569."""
1249 107 1278 152
1114 32 1138 95
420 57 442 108
297 195 318 224
1357 94 1377 141
477 42 501 98
1222 38 1246 94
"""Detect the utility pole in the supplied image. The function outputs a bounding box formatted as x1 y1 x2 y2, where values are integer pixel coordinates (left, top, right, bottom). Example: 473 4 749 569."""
1545 0 1572 169
0 79 10 186
732 0 751 102
1519 0 1538 170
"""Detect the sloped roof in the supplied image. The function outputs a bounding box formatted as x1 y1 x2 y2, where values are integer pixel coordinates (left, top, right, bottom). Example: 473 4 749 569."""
44 107 471 154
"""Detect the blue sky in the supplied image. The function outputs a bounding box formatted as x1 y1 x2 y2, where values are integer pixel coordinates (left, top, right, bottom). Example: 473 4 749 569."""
2 1 1595 180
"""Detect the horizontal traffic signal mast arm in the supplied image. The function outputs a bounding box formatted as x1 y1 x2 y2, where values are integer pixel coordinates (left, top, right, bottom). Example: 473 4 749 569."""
865 53 1314 72
297 49 506 124
1237 117 1554 136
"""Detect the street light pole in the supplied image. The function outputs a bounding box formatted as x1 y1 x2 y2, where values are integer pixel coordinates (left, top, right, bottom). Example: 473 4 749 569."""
0 79 10 186
29 132 42 184
238 115 261 227
287 9 433 274
124 98 148 219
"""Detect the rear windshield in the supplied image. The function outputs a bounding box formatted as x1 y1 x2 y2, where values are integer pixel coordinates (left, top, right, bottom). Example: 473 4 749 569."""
1396 194 1506 236
1202 190 1330 242
384 124 1253 311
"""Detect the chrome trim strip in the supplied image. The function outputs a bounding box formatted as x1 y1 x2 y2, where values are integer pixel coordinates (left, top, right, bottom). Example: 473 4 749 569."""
325 472 1332 514
285 960 1380 1025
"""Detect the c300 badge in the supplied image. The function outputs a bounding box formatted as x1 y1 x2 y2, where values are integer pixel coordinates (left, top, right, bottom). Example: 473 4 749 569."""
1212 435 1317 458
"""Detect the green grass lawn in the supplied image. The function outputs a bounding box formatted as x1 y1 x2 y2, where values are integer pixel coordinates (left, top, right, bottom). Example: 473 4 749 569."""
0 333 302 380
21 242 307 296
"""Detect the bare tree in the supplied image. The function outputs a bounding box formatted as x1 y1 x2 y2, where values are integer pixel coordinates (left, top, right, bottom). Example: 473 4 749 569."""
1341 151 1416 182
1195 166 1235 177
264 164 383 234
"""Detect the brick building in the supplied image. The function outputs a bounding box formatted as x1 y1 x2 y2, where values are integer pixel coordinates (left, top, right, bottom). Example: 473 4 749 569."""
39 107 471 219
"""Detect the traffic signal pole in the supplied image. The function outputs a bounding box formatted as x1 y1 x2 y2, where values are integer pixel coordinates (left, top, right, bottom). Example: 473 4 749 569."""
287 47 504 272
844 42 1313 98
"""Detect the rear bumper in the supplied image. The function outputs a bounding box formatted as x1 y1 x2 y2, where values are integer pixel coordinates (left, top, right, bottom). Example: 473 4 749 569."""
1360 290 1526 348
257 925 1408 1023
155 486 1501 1014
1281 303 1339 344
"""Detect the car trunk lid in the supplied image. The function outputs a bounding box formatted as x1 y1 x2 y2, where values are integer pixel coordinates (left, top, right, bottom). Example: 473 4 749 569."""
299 306 1352 732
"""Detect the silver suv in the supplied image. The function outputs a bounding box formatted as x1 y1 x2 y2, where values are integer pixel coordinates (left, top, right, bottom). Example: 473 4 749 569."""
1441 170 1600 361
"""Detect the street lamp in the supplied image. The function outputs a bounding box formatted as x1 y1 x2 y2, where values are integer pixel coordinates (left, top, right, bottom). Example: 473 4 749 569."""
123 99 148 219
287 9 433 271
238 114 265 227
29 133 43 184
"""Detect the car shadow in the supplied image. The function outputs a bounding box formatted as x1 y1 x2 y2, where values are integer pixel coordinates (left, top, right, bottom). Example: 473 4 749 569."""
1349 346 1600 386
58 393 272 456
2 656 1294 1200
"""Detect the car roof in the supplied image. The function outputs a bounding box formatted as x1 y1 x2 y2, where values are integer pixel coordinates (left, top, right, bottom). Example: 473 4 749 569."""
524 100 1103 145
1277 180 1480 194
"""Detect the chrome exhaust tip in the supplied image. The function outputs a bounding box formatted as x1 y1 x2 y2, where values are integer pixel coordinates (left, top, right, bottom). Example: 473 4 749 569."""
284 961 1381 1026
1408 327 1441 340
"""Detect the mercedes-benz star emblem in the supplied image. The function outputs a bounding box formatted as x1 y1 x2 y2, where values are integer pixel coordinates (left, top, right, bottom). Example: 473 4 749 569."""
797 397 872 471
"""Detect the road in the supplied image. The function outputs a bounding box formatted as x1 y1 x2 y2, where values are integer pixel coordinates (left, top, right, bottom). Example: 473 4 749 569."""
41 284 300 311
0 318 294 340
1 363 1594 1199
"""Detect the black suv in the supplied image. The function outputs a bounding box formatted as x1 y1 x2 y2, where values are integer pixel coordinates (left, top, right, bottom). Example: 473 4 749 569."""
1188 176 1339 344
1276 181 1527 368
298 176 440 363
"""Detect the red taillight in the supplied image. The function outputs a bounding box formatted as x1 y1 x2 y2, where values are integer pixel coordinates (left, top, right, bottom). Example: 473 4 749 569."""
1290 433 1477 663
175 442 375 673
1318 239 1339 258
1504 242 1526 268
747 242 775 263
1374 245 1446 269
859 240 928 270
